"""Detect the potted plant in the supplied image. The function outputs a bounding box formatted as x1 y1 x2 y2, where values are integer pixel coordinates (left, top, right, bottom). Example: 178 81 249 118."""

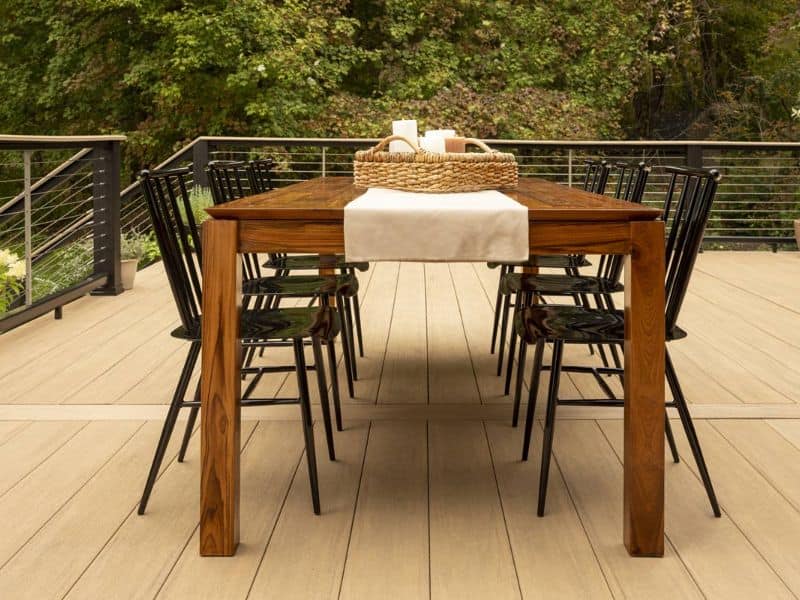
120 230 149 290
0 248 25 314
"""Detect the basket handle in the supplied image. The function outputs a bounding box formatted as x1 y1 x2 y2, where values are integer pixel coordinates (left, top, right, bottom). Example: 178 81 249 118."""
369 134 420 153
463 138 497 153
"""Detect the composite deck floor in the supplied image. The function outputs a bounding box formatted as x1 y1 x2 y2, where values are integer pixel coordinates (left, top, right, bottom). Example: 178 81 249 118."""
0 251 799 598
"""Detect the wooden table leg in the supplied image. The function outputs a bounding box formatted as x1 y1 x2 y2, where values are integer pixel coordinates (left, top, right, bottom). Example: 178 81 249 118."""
623 220 665 557
200 219 242 556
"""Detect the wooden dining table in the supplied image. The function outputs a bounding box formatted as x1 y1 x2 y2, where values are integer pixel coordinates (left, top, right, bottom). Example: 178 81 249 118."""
200 176 666 558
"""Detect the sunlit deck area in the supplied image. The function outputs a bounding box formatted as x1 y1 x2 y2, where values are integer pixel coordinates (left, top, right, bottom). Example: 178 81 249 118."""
1 251 800 598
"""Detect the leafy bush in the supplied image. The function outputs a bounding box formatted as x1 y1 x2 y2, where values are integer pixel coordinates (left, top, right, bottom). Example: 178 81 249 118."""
0 248 25 314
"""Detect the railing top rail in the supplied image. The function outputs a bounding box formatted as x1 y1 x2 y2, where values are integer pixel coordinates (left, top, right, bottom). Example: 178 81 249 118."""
198 136 800 149
0 134 126 143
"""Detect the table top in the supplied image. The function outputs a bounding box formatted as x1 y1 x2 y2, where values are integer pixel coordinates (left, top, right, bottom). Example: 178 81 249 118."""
205 176 662 223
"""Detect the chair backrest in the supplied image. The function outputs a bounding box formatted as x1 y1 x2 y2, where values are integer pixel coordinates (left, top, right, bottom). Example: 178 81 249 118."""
662 166 721 331
140 168 202 332
206 160 249 205
599 162 651 282
583 159 611 195
248 158 275 194
205 160 263 280
613 161 650 203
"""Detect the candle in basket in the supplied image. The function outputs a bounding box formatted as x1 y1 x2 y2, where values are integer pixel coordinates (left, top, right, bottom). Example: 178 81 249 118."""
389 120 418 152
444 137 466 153
424 129 457 139
419 136 446 153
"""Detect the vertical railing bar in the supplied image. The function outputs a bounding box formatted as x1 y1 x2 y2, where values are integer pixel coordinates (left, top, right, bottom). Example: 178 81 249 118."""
568 149 573 187
322 147 327 178
23 150 33 306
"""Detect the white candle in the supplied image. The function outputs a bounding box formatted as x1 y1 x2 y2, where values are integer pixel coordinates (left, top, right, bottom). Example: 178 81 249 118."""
424 129 457 139
389 119 418 152
419 136 446 153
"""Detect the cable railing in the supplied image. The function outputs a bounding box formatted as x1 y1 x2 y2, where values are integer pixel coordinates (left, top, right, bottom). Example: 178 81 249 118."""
0 135 125 332
1 134 797 333
203 137 800 247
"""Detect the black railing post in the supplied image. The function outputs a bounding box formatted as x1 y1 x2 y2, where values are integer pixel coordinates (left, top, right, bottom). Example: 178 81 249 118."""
192 138 209 188
91 140 123 295
686 144 704 168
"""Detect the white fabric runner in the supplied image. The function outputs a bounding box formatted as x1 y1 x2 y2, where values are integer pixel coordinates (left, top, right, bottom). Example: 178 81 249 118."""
344 188 529 262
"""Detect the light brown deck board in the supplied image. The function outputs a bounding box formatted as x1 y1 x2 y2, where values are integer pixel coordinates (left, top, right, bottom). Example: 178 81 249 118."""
426 264 480 404
64 422 258 600
339 420 429 600
0 253 799 597
0 420 86 496
248 421 369 599
485 421 613 599
428 421 520 600
551 420 702 598
0 420 142 568
379 263 428 404
157 421 304 600
600 420 794 599
0 421 183 600
673 420 800 594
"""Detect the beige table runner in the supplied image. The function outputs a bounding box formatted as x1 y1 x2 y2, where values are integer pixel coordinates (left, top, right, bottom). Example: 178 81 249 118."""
344 188 529 262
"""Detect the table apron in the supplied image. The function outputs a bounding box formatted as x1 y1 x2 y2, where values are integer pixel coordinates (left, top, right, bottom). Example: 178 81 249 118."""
236 219 634 256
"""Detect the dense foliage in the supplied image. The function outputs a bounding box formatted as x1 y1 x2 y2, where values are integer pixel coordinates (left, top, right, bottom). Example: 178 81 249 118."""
0 0 797 172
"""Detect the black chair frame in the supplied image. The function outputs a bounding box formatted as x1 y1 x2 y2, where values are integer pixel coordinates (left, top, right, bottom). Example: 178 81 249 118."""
513 165 723 518
137 167 341 516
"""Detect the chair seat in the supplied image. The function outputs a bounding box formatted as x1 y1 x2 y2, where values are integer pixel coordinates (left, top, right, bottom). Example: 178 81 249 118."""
172 306 340 342
243 274 358 298
264 254 369 272
487 254 591 270
514 304 687 345
500 273 623 296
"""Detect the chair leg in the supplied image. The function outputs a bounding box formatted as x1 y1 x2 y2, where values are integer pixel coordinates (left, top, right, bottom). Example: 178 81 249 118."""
311 337 336 461
177 383 200 462
503 296 521 395
341 295 358 380
496 294 511 376
138 342 200 515
666 349 721 517
326 339 343 431
522 339 546 460
351 286 365 358
512 340 528 427
336 294 356 398
538 340 564 516
490 265 506 354
665 413 679 464
294 339 321 515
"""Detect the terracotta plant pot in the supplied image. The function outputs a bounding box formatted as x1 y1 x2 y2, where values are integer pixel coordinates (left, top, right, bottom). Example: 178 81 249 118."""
121 259 138 290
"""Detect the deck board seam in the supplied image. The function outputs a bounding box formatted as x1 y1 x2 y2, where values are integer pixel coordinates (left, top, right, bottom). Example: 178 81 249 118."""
335 420 372 600
0 421 147 575
593 420 707 598
481 421 524 599
0 420 90 501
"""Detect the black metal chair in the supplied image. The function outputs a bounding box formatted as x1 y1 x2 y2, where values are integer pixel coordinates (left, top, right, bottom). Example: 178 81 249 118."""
247 159 370 360
137 167 342 516
502 162 651 400
206 160 361 398
247 157 275 194
512 166 722 518
492 160 612 378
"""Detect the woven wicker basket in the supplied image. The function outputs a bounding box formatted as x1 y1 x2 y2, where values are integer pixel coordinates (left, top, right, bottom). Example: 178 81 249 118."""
354 135 518 193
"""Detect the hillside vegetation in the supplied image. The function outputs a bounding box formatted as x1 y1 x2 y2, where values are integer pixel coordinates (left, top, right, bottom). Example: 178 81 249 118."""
0 0 797 172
